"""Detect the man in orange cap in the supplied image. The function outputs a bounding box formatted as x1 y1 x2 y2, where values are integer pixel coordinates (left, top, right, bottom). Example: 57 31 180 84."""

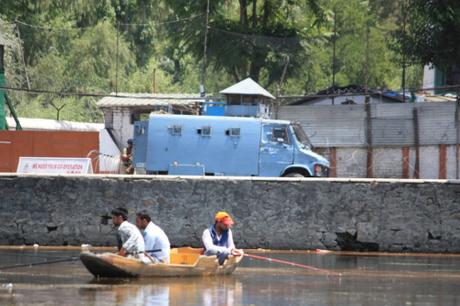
202 211 244 265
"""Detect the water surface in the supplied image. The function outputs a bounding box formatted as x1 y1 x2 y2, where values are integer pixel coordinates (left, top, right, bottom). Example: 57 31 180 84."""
1 249 459 305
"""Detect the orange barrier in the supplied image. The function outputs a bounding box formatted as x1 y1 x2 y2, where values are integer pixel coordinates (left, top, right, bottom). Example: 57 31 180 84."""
0 130 99 173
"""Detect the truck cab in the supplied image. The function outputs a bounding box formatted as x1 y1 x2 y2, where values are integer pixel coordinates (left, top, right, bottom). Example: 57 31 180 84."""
259 120 329 177
133 114 329 177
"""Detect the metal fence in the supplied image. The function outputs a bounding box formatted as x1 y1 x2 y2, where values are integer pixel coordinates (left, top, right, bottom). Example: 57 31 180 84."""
277 102 459 148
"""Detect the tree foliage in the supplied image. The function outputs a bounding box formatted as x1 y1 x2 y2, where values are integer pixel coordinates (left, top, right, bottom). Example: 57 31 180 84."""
392 0 460 69
0 0 424 122
164 0 324 88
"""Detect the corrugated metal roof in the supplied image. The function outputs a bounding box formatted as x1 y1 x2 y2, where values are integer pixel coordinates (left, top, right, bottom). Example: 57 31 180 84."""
220 78 275 99
423 95 457 102
97 93 205 108
6 117 104 131
289 85 404 105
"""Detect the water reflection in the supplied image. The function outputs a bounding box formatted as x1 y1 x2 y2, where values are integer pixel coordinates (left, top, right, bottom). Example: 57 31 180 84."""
77 277 242 306
79 282 171 306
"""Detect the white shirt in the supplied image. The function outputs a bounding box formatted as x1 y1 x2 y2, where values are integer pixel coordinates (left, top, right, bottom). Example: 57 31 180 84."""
202 227 235 253
143 222 171 263
118 221 145 254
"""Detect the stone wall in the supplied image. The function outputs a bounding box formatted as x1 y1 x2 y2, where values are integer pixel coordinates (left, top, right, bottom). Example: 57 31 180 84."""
1 174 460 252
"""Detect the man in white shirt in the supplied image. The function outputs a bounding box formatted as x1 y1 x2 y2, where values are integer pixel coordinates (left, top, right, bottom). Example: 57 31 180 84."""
202 211 243 265
111 207 146 260
135 210 171 263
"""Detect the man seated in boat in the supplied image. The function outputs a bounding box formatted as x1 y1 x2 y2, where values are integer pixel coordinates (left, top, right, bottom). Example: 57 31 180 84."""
202 211 244 265
111 207 147 261
135 210 171 263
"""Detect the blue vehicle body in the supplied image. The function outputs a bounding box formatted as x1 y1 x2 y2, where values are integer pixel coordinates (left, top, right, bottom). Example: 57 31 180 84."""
133 114 329 177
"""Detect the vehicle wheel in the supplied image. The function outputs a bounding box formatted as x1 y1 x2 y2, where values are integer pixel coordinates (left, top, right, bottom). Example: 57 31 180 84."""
283 172 305 177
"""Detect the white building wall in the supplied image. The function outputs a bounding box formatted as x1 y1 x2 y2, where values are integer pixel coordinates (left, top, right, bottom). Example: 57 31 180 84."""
373 148 402 178
98 129 121 173
423 65 435 94
419 146 439 179
110 107 134 148
335 148 367 178
446 145 458 179
330 145 457 179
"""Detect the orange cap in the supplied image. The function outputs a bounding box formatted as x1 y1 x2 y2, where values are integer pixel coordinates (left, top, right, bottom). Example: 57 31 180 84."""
215 211 234 226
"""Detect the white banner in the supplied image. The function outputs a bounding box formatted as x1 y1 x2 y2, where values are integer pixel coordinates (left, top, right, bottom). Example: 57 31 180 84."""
17 157 94 174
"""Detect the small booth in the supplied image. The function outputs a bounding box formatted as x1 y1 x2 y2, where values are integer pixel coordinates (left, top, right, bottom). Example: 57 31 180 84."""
216 77 275 118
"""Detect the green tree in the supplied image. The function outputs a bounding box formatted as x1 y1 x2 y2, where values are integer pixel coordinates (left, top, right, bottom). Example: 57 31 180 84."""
111 0 167 66
311 0 405 92
163 0 324 88
392 0 460 70
15 21 135 122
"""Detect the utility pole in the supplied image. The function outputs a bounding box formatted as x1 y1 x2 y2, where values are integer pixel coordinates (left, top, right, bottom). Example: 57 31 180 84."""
331 10 337 105
115 22 120 95
200 0 210 97
364 22 370 95
152 68 156 94
401 0 407 103
364 19 372 178
0 44 6 130
456 87 459 179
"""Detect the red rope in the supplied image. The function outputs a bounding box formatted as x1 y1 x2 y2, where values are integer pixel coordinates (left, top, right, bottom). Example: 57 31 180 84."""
244 253 341 276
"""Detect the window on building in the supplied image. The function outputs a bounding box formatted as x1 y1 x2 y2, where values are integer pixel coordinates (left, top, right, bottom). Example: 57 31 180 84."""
227 95 241 105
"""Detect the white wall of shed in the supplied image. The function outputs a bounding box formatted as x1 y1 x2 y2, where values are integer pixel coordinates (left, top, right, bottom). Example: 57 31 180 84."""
335 148 367 178
98 129 121 173
423 65 435 95
446 145 457 179
373 148 402 178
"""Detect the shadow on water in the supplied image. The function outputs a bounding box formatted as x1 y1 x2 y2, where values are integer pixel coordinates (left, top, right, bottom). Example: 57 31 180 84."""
1 249 460 305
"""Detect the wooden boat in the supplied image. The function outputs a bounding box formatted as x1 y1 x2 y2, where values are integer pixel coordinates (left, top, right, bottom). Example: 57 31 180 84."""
80 247 242 278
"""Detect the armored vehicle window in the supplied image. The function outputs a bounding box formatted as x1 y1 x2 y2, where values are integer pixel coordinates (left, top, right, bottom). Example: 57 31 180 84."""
197 126 211 136
272 127 289 144
225 128 240 137
168 125 182 135
135 124 145 135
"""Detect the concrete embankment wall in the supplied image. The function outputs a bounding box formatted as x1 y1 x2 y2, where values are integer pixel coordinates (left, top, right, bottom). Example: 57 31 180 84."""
1 174 460 252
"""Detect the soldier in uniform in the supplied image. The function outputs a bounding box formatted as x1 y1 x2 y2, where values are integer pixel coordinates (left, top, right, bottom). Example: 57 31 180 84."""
121 139 134 174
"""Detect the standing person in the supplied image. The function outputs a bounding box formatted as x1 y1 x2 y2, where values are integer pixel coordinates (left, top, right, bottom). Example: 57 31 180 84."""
121 139 134 174
135 210 171 263
202 211 244 265
111 207 145 260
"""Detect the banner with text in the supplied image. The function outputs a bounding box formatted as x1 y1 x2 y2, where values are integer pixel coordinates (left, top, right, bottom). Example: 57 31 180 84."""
17 157 93 174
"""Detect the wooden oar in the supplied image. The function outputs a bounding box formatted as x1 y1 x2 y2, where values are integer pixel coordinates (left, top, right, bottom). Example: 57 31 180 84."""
244 253 341 276
0 257 79 270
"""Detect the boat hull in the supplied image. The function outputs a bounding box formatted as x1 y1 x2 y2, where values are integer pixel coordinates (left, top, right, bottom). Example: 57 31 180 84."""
80 248 242 278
